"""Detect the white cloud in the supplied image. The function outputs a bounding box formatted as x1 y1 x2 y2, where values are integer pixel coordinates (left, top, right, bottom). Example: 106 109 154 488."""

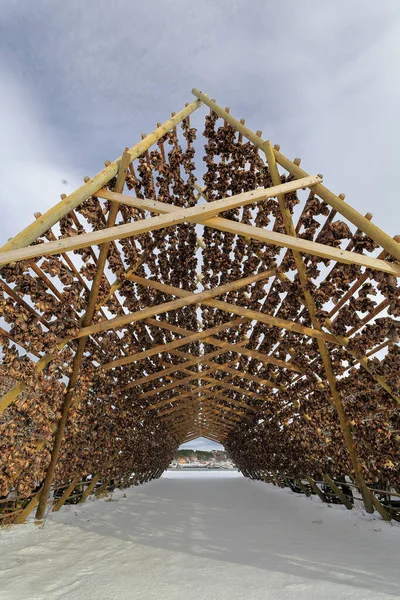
0 67 81 242
179 437 224 451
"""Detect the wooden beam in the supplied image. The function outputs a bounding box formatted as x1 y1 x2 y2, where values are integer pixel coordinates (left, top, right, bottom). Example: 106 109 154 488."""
1 99 202 252
96 188 400 277
0 176 320 266
149 319 282 390
149 389 220 412
14 489 42 524
197 390 256 414
101 317 246 370
157 402 199 419
264 141 374 513
68 271 290 343
52 476 80 512
199 417 231 433
202 400 251 421
124 349 240 391
78 474 101 503
200 413 236 431
196 375 261 401
198 361 280 390
123 350 239 391
191 88 400 264
323 475 353 510
141 365 224 401
35 151 132 520
127 275 334 354
305 475 327 503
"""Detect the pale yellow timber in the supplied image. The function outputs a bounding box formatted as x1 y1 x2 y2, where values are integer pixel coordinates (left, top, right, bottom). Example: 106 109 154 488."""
0 175 320 266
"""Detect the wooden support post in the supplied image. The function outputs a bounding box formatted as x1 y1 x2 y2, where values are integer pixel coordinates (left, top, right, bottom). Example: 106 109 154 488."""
264 140 374 514
52 476 80 511
35 151 131 520
14 489 42 524
272 472 285 488
94 478 112 498
79 474 101 503
296 479 311 497
323 475 354 510
369 492 392 522
305 475 327 503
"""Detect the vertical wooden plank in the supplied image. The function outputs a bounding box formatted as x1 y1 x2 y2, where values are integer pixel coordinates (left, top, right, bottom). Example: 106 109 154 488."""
52 477 80 512
323 475 353 510
35 150 132 520
79 474 101 504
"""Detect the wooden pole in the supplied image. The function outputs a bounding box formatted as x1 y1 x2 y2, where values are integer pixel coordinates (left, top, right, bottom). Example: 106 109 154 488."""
52 477 80 511
96 189 400 277
323 475 354 510
305 475 327 503
35 151 131 520
14 489 42 524
0 175 322 266
296 479 311 497
79 474 101 503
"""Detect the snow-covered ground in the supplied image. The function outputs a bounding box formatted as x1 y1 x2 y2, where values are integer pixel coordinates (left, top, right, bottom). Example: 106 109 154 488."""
0 471 398 600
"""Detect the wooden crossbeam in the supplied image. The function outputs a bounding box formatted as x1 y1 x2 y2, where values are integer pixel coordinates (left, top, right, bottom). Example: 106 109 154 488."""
201 399 252 420
147 375 262 413
199 415 234 433
200 412 237 430
193 375 261 401
203 432 226 442
140 364 225 401
168 350 282 391
65 271 292 344
101 317 246 370
167 370 261 404
202 412 241 427
187 385 257 413
166 373 262 410
150 319 282 390
124 348 238 391
0 176 320 266
196 360 280 390
94 188 400 277
166 417 197 435
127 275 343 348
200 417 231 433
157 401 199 419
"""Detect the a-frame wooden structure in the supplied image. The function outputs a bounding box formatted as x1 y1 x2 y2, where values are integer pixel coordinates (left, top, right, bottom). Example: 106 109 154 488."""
0 89 399 523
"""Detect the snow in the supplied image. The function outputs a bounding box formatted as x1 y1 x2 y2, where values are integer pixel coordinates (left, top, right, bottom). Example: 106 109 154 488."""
0 471 399 600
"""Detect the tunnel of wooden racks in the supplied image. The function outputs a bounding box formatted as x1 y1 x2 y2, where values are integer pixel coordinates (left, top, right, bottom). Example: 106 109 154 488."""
0 89 399 523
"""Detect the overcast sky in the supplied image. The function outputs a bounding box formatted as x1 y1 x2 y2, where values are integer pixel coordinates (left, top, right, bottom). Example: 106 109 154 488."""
2 1 400 450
